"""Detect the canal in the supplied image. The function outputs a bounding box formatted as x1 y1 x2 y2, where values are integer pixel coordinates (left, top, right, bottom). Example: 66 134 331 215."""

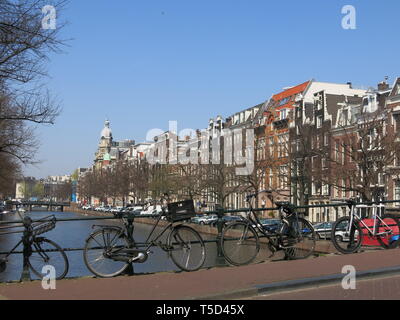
0 210 226 282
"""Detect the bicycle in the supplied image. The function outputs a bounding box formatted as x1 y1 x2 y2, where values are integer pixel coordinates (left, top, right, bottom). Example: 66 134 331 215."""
0 214 69 280
220 190 316 266
83 195 206 278
331 199 400 254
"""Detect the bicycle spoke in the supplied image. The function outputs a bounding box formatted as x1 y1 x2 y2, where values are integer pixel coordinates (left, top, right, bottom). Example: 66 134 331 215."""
83 229 129 278
221 222 259 266
168 226 205 272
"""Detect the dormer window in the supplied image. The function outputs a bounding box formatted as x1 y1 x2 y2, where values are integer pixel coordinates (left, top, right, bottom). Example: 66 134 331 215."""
278 97 290 106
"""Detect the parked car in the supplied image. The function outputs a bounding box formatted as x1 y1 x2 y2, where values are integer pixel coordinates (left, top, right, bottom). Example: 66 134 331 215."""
200 214 218 225
140 204 162 215
332 220 360 242
313 222 333 240
192 214 218 225
190 214 203 224
253 218 282 233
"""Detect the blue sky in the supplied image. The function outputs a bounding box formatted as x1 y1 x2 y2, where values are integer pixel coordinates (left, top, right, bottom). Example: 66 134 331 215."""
26 0 400 177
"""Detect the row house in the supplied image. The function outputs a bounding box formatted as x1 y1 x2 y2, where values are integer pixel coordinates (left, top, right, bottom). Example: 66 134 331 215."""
289 79 400 222
254 80 365 210
256 81 311 209
385 77 400 207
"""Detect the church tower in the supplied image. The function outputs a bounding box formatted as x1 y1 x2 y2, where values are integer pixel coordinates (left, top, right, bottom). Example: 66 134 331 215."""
95 120 113 169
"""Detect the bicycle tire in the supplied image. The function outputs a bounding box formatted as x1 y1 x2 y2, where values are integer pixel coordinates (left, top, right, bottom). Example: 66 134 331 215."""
28 238 69 280
284 218 316 260
83 228 130 278
220 221 260 266
167 225 206 272
331 216 363 254
376 214 400 249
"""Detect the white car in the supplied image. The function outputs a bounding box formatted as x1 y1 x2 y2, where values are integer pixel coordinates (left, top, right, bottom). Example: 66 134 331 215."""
140 205 162 215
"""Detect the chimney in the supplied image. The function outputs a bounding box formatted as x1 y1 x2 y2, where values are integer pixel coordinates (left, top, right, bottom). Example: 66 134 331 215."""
378 77 389 91
347 82 352 88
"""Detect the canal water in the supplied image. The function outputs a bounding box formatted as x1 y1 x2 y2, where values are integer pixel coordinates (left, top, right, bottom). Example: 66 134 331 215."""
0 210 223 282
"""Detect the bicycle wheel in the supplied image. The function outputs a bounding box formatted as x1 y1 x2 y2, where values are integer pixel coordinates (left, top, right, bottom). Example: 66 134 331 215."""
29 238 69 280
167 225 206 272
377 214 400 249
220 222 260 266
284 218 316 260
331 216 363 254
83 228 130 278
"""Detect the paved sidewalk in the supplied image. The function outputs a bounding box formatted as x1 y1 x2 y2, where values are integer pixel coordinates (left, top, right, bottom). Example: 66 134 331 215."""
1 249 400 300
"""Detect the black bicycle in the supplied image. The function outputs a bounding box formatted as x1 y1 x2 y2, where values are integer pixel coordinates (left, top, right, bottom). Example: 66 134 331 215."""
0 214 69 280
220 190 316 266
83 196 206 277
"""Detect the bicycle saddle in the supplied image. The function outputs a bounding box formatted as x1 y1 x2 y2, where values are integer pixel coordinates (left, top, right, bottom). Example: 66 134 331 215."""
345 199 357 208
275 202 296 214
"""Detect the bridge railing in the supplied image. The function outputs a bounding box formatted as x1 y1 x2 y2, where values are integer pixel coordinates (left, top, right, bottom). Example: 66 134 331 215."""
0 199 399 282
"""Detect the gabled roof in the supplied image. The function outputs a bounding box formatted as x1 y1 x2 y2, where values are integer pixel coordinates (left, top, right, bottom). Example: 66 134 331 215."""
389 77 400 97
272 81 311 102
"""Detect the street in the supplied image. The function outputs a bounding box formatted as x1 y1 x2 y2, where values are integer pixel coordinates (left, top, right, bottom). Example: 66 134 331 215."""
252 273 400 300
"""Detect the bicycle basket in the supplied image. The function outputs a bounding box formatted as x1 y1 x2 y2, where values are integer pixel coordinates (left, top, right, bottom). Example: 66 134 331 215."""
166 200 196 222
32 217 56 236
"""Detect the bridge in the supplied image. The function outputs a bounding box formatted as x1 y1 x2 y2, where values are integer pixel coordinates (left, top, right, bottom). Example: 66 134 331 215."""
1 199 400 301
10 201 71 212
0 248 400 300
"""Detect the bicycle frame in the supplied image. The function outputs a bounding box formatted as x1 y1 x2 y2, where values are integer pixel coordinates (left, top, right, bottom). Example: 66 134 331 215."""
347 203 392 237
101 212 181 258
243 197 296 248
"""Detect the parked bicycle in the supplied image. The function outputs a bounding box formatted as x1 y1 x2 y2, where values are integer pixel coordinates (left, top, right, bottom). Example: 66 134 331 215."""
331 199 400 254
83 195 206 277
220 190 316 266
0 214 69 280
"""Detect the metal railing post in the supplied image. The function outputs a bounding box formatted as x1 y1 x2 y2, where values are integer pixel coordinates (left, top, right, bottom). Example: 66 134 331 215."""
123 215 135 276
20 216 32 282
215 204 226 266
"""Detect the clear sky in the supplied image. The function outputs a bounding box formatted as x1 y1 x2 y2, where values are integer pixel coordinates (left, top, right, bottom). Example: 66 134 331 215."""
25 0 400 178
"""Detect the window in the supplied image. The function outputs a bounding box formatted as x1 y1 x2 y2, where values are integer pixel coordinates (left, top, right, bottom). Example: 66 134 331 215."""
280 109 287 120
394 115 400 133
322 157 327 168
322 184 329 196
335 141 340 161
296 107 301 118
324 134 329 146
317 116 323 128
279 97 290 106
269 137 274 156
311 156 317 168
395 181 400 205
315 93 323 110
279 165 288 189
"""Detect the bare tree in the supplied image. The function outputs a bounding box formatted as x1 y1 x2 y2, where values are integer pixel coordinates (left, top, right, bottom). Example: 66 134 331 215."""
0 0 67 166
